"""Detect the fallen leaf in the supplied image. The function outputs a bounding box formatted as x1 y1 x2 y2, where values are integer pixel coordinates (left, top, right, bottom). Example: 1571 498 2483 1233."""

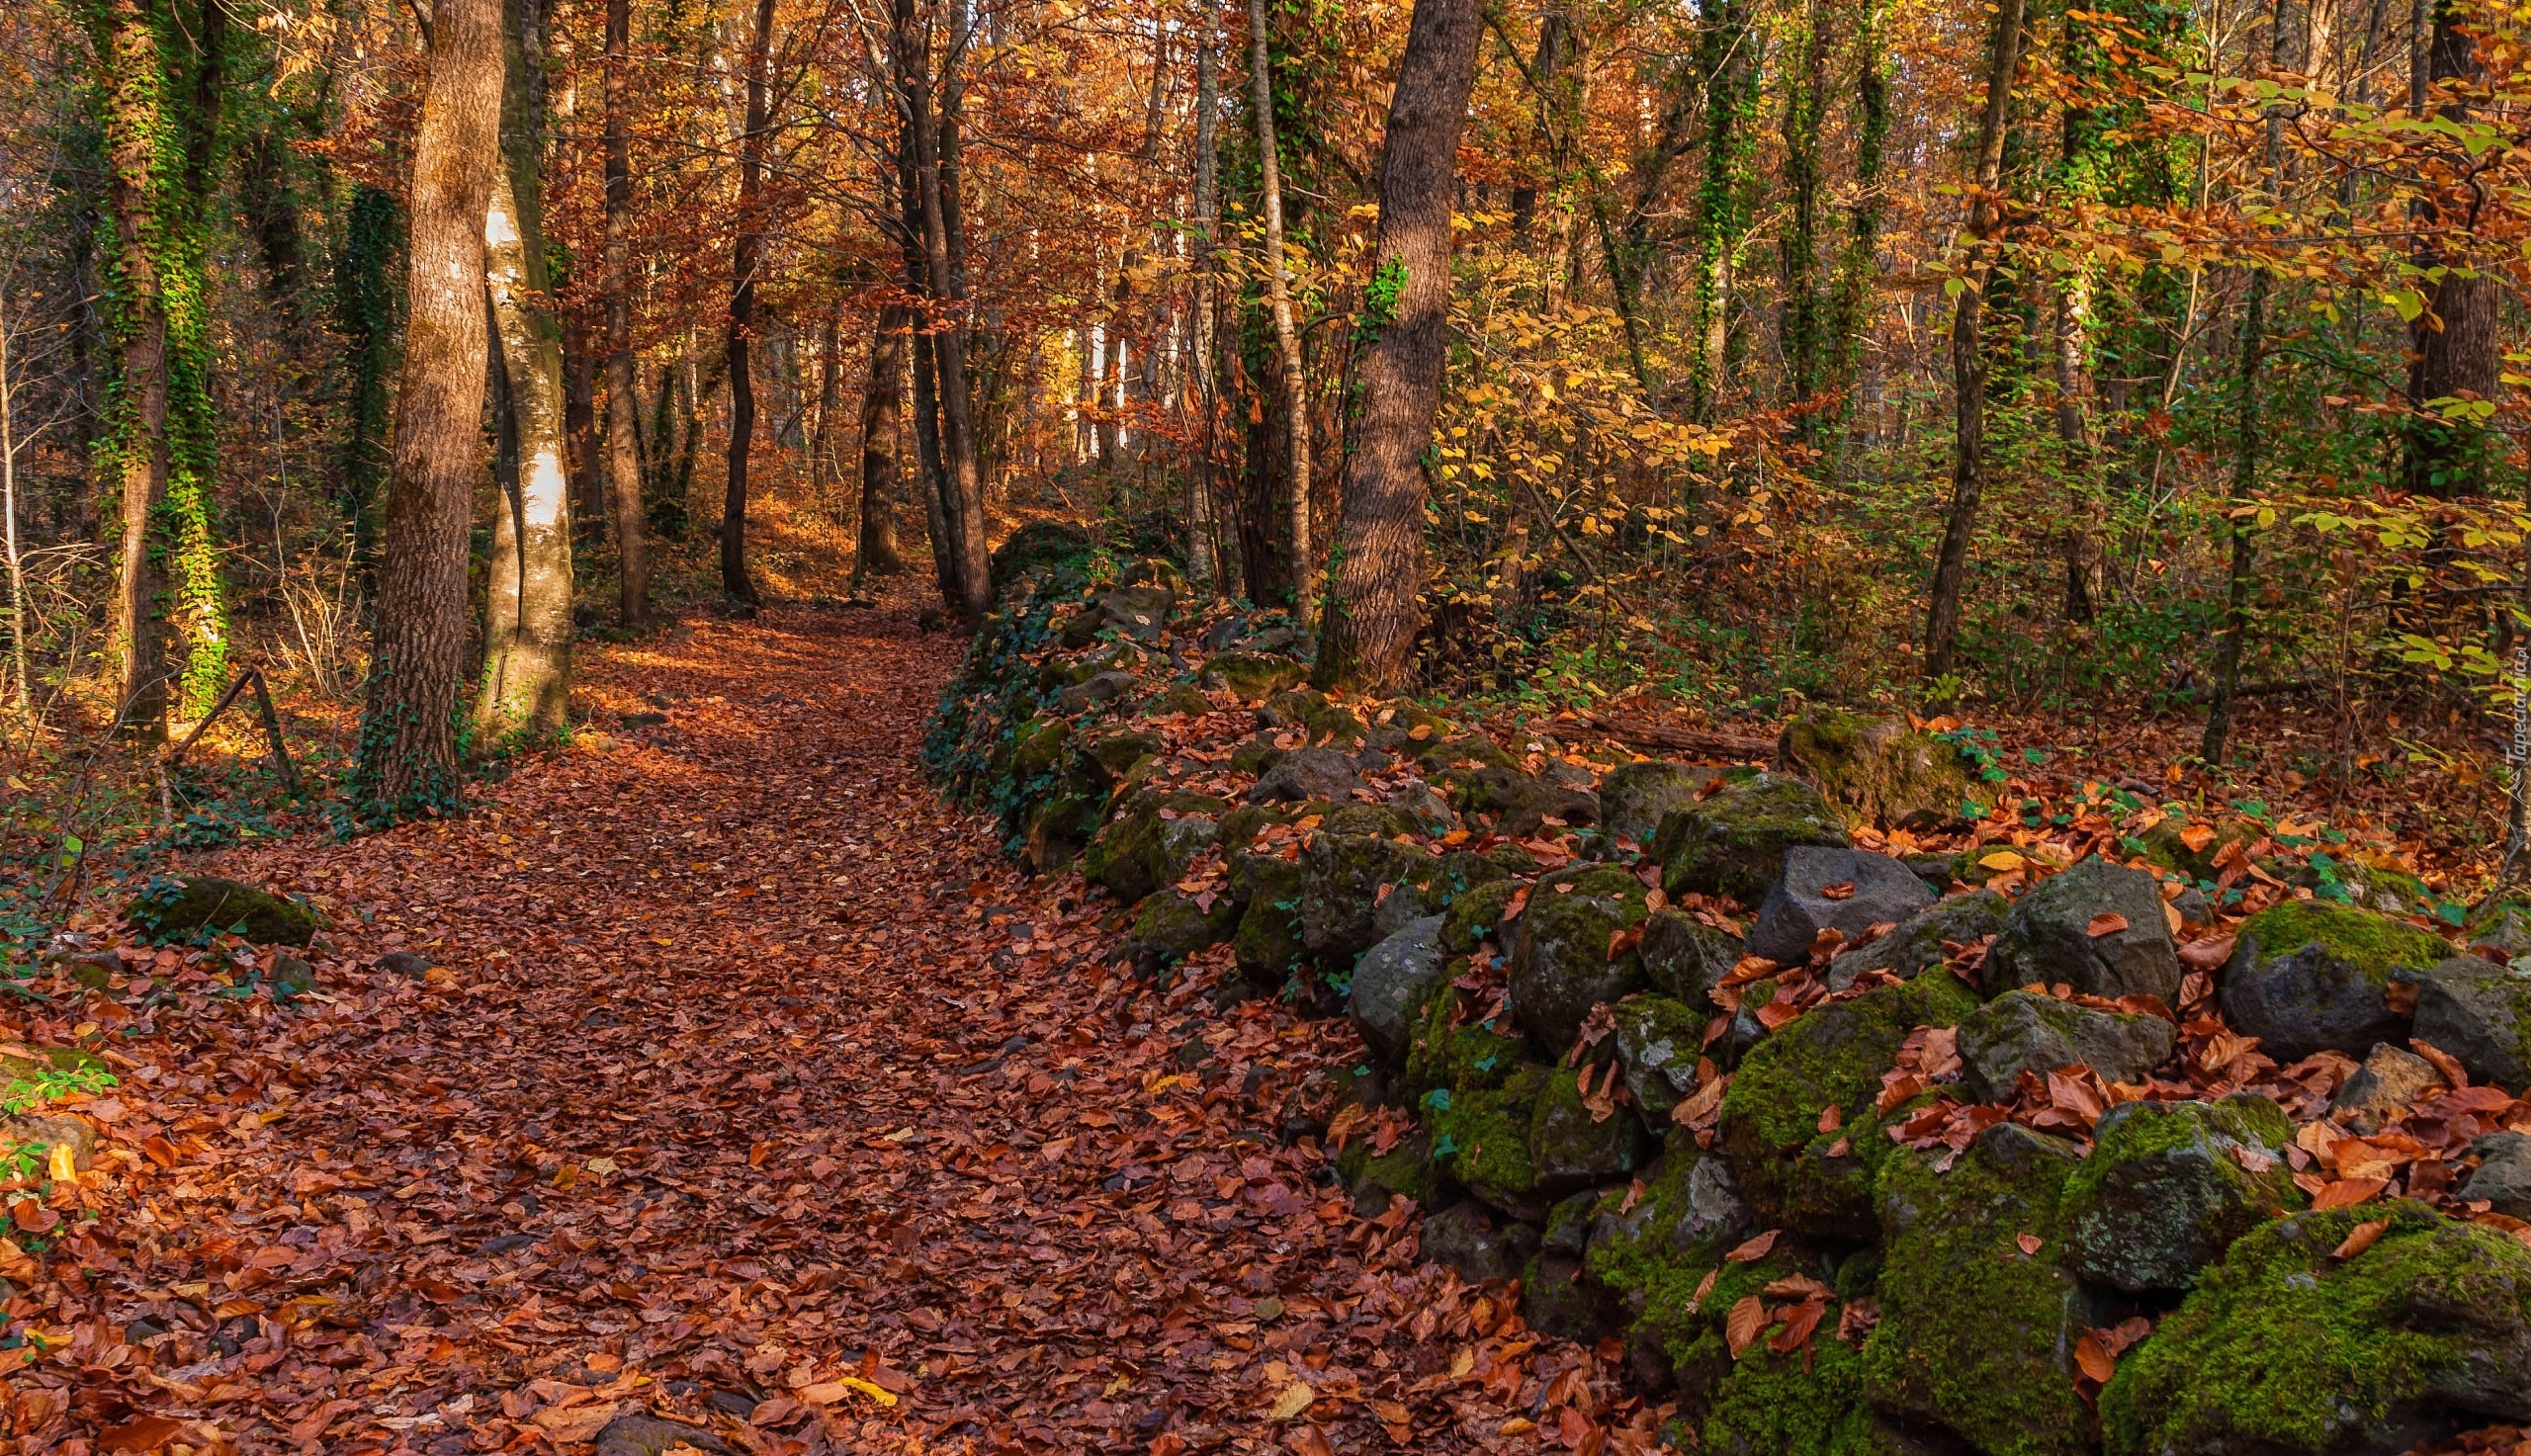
2331 1220 2390 1259
2014 1232 2043 1256
2312 1177 2391 1211
100 1416 184 1453
1724 1295 1768 1358
1818 882 1857 900
1724 1229 1780 1263
2073 1330 2116 1383
2085 912 2129 937
1268 1383 1316 1420
1768 1298 1827 1353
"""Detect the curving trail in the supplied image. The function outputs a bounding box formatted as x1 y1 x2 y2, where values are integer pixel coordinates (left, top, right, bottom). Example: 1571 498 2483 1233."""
44 605 1643 1456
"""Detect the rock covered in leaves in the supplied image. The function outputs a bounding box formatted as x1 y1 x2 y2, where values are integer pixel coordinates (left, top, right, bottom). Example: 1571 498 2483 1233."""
1508 865 1654 1054
2218 899 2450 1063
1981 858 2180 1002
2330 1042 2447 1133
2059 1095 2304 1294
1744 846 1935 965
1649 772 1851 902
1825 888 2007 990
1956 990 2178 1102
2100 1202 2531 1456
125 875 319 946
2411 955 2531 1092
1776 707 1993 829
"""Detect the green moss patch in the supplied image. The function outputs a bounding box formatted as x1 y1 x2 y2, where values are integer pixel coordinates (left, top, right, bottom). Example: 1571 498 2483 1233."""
2233 899 2446 985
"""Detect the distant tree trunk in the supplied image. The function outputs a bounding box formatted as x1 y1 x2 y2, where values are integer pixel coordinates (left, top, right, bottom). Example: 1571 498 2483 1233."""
1319 0 1484 692
476 86 573 737
911 327 959 606
564 316 599 527
601 0 648 625
1825 0 1889 421
355 0 505 818
1920 0 2027 679
1780 1 1828 432
164 0 227 720
2053 272 2095 623
1187 11 1222 593
853 306 909 581
334 185 400 575
721 0 776 604
812 304 840 511
1691 0 1758 419
894 0 991 624
1248 0 1314 626
2400 0 2498 498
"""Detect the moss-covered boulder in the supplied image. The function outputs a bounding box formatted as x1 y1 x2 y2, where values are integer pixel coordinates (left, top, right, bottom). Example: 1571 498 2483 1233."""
1231 856 1310 985
988 519 1096 591
1585 1137 1756 1311
1021 790 1104 872
2132 813 2263 885
1202 650 1307 701
1350 914 1447 1064
1777 708 1992 829
1444 764 1600 838
1413 730 1519 773
1124 888 1241 975
1337 1126 1438 1211
1652 773 1851 903
1006 715 1070 780
1080 791 1225 904
1509 864 1655 1053
1864 1123 2095 1456
1717 971 1981 1239
1300 810 1433 968
1599 760 1725 845
1746 847 1936 965
1430 1067 1548 1219
1260 688 1365 746
1956 990 2178 1101
1077 725 1166 783
1982 858 2180 1002
2061 1095 2304 1294
1615 995 1708 1121
1529 1062 1652 1193
1824 889 2007 991
2101 1202 2531 1456
1403 983 1528 1101
1056 583 1178 647
126 875 319 946
1641 909 1744 1012
1419 1200 1537 1283
2218 899 2449 1063
1440 876 1523 955
2412 955 2531 1092
1622 1232 1848 1416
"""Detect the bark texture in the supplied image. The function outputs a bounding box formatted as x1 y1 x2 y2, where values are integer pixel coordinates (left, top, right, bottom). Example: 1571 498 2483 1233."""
2400 0 2498 498
478 145 574 736
721 0 777 604
1248 0 1313 626
601 0 649 625
354 0 505 818
855 304 908 580
1319 0 1485 692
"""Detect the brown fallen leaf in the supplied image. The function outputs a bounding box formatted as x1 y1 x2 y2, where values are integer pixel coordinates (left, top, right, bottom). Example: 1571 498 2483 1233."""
2178 935 2235 973
100 1416 185 1453
1819 882 1857 900
2331 1220 2390 1259
2086 912 2129 937
1725 1229 1780 1263
2014 1232 2044 1256
2313 1177 2391 1211
1768 1298 1828 1354
1724 1295 1769 1358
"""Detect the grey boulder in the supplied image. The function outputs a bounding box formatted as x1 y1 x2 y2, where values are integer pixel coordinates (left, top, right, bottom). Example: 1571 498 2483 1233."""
1745 846 1936 965
2413 956 2531 1092
1249 745 1365 805
1826 889 2008 990
1597 761 1722 846
2465 1131 2531 1217
1982 858 2181 1001
1350 915 1448 1064
2329 1043 2447 1134
1956 989 2178 1101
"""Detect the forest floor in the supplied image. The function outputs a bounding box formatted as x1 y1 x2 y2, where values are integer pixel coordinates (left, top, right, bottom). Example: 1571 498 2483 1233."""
3 600 1639 1456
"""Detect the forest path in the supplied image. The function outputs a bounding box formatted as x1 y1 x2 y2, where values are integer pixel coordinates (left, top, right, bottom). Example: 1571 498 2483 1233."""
152 604 1505 1456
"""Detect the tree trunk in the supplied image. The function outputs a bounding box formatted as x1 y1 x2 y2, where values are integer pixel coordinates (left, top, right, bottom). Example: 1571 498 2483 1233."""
354 0 505 819
564 316 599 528
721 0 776 605
2401 1 2497 497
98 0 175 736
602 0 649 625
334 184 399 575
894 0 992 625
2053 271 2095 622
1319 0 1484 692
1248 0 1314 626
911 326 959 608
1920 0 2027 679
1187 10 1222 593
477 128 573 736
164 0 227 720
856 304 909 579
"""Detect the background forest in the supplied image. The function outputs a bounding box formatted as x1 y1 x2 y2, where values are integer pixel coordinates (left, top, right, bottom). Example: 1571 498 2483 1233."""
0 0 2526 866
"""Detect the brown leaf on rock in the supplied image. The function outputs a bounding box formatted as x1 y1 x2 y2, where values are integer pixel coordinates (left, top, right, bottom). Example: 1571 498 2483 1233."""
1725 1230 1780 1263
1768 1299 1828 1354
2313 1177 2392 1210
2332 1220 2390 1258
1724 1296 1769 1358
2086 912 2129 937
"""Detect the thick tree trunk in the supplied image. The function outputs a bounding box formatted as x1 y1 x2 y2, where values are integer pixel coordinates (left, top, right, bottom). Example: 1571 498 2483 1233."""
99 0 174 736
1319 0 1485 692
1248 0 1314 626
2053 271 2094 623
336 185 400 574
478 147 573 736
601 0 649 625
856 304 909 579
2401 0 2497 497
355 0 505 819
893 0 992 625
1920 0 2027 679
721 0 776 604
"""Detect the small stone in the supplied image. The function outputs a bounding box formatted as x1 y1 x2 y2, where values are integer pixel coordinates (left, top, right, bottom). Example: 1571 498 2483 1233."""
594 1413 739 1456
1349 915 1448 1065
1956 989 2178 1102
2412 956 2531 1092
1982 858 2181 1001
1744 846 1936 965
1613 996 1705 1121
374 950 435 979
1528 1064 1651 1193
1248 746 1365 805
268 953 317 1001
2171 886 2214 929
1638 909 1742 1012
2329 1043 2446 1134
2465 1131 2531 1217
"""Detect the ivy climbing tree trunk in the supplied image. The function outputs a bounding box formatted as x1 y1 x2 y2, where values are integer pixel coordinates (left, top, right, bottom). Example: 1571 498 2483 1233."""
1921 0 2027 680
96 0 226 734
334 184 398 576
476 16 574 740
353 0 505 819
601 0 649 626
1691 0 1758 419
1249 0 1314 626
1318 0 1484 692
1187 7 1222 595
721 0 776 605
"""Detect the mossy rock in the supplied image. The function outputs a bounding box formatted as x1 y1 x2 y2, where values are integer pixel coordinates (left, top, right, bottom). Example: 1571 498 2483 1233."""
1299 823 1431 971
1078 726 1166 782
1260 689 1366 745
1528 1062 1652 1193
1126 889 1241 974
1403 983 1528 1101
1777 708 1993 829
1824 889 2007 991
1008 716 1070 779
1584 1134 1754 1306
988 519 1097 592
1337 1127 1438 1209
125 875 319 947
2218 899 2449 1063
1701 1335 1877 1456
1630 1237 1845 1416
1864 1123 2095 1456
1229 736 1286 778
2100 1201 2531 1456
2413 956 2531 1092
1414 732 1519 772
1440 878 1523 956
1652 773 1852 903
1599 760 1725 847
1203 650 1308 701
0 1044 112 1089
1615 994 1708 1121
1232 857 1310 985
1081 791 1225 904
1509 864 1655 1053
1021 790 1104 873
1429 1067 1547 1219
1140 683 1212 719
1718 971 1981 1240
2131 813 2264 884
2061 1095 2304 1294
1640 909 1744 1013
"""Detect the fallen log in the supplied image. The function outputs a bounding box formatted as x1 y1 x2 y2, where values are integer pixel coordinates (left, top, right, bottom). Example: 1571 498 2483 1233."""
1582 712 1777 762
